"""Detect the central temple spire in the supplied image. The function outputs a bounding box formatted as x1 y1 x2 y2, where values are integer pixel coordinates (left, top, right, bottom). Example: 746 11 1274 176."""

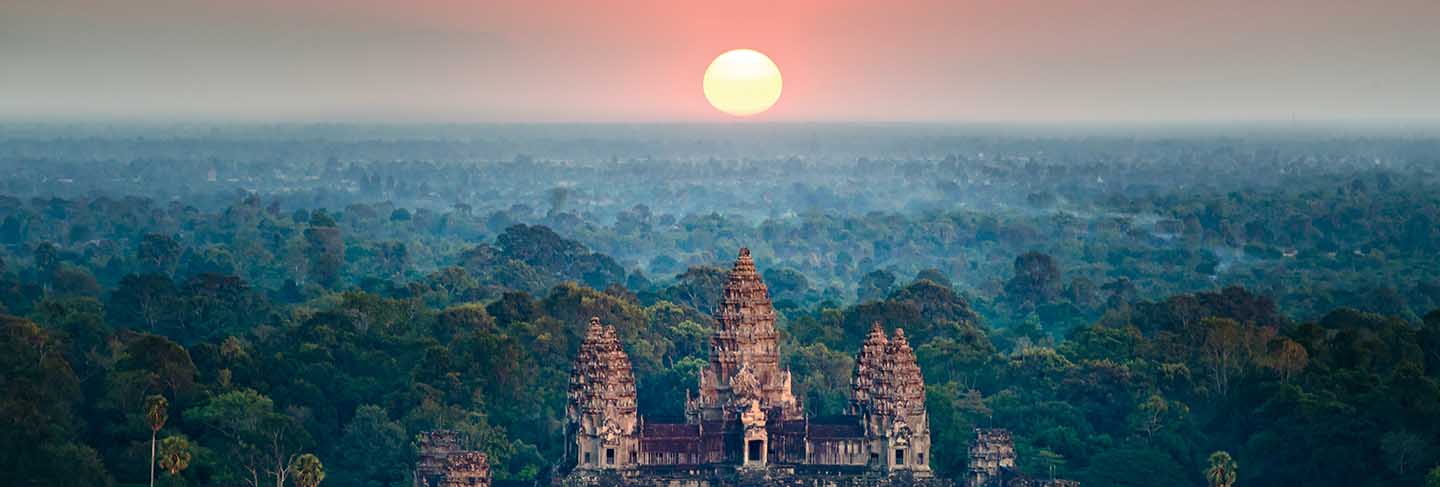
689 248 801 422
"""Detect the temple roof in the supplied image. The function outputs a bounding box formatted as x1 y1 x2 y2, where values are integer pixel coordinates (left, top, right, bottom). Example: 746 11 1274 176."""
715 247 776 334
568 316 637 419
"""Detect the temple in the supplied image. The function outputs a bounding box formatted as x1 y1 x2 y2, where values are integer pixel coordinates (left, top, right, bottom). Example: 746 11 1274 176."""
414 430 493 487
966 429 1078 487
561 248 947 486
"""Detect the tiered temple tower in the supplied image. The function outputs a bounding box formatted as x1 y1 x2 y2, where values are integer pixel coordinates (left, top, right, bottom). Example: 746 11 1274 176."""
851 323 889 411
854 324 932 475
687 248 801 422
567 317 640 471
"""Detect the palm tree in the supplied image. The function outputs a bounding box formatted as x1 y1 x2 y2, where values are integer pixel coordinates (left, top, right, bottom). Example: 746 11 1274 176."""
1206 451 1238 487
157 436 193 477
144 395 169 487
290 453 325 487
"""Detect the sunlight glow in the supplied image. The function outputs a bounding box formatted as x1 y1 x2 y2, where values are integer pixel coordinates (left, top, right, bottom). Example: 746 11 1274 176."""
703 49 783 117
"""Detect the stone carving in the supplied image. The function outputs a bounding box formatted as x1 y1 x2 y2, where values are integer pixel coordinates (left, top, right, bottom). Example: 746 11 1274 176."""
692 248 802 422
439 452 491 487
567 317 639 470
731 364 761 403
740 400 767 434
849 325 933 474
413 431 491 487
852 322 889 410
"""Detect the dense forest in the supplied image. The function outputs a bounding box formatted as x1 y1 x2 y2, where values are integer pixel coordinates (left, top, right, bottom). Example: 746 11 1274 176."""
2 125 1440 487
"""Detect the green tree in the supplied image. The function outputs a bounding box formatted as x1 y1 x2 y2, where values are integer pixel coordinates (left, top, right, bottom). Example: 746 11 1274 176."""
660 266 728 313
0 315 112 486
332 405 409 487
1130 394 1187 444
1083 447 1188 487
144 395 169 487
138 233 182 276
857 269 897 302
157 435 193 476
289 454 324 487
1199 318 1249 397
1380 431 1427 475
1424 466 1440 487
303 223 344 288
33 241 59 276
1206 451 1238 487
186 389 309 487
1004 251 1061 310
108 273 178 332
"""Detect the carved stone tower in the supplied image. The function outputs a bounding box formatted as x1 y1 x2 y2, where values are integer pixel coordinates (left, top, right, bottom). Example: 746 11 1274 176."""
855 326 932 475
567 317 640 470
852 322 889 413
689 248 801 422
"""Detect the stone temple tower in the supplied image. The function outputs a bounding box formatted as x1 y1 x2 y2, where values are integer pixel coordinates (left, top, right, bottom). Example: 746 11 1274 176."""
688 248 802 422
853 324 932 475
567 317 640 471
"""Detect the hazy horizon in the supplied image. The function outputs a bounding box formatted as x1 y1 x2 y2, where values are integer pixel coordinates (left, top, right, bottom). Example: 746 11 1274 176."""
4 0 1438 123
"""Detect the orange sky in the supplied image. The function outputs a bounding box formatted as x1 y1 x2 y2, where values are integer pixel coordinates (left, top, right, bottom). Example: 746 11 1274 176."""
2 0 1437 122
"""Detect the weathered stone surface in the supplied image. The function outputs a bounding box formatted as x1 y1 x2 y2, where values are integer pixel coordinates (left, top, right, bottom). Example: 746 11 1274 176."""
853 328 931 475
568 317 640 470
851 323 889 410
440 452 492 487
414 430 493 487
692 248 802 423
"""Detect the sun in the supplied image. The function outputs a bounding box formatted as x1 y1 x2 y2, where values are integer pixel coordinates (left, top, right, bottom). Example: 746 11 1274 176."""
703 49 782 117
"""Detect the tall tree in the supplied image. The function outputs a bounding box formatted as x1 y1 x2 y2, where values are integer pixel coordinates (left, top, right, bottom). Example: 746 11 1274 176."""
144 395 169 487
1199 318 1259 397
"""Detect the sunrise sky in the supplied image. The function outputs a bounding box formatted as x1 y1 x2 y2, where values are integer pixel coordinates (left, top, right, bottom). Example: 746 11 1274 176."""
2 0 1437 122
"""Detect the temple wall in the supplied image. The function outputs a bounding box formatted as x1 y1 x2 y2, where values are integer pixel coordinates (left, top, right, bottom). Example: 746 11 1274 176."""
805 438 869 466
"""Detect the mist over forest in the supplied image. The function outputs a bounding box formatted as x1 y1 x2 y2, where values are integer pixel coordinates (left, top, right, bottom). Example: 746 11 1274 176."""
4 123 1440 487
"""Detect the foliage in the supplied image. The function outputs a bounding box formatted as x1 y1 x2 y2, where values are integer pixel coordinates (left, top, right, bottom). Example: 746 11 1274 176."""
290 454 325 487
2 132 1440 486
158 435 193 476
1206 451 1237 487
